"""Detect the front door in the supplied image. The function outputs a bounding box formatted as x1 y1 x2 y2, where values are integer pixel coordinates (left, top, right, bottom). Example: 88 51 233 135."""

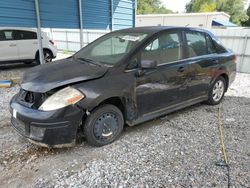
0 30 19 61
136 31 189 116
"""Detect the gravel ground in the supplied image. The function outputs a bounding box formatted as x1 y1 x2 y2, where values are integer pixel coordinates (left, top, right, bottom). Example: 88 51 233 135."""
0 67 249 187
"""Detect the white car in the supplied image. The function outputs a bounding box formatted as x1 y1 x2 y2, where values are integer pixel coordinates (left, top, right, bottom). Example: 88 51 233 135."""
0 27 57 64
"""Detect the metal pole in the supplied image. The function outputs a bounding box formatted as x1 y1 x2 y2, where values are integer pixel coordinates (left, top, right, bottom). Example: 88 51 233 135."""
35 0 44 64
110 0 114 53
133 0 137 27
239 35 248 72
78 0 83 48
66 31 69 52
110 0 113 31
87 31 89 44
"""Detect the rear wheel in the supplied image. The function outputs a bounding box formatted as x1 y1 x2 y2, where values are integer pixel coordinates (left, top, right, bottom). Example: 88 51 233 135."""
84 104 124 147
206 76 226 105
36 50 53 64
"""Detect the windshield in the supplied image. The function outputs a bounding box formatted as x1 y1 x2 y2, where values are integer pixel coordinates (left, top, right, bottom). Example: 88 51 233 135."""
74 32 148 66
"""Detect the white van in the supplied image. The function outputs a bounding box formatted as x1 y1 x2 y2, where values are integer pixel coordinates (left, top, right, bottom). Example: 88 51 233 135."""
0 27 57 64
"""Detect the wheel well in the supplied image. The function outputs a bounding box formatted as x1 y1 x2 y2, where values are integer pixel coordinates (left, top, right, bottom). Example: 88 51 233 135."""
219 73 229 91
81 97 126 127
79 97 125 136
35 48 53 59
99 97 125 117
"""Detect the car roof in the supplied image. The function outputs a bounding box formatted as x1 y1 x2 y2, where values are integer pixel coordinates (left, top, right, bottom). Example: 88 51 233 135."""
116 26 211 35
0 27 37 32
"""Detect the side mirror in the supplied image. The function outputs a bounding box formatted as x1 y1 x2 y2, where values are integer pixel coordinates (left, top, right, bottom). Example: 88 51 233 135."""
141 60 157 69
135 60 157 77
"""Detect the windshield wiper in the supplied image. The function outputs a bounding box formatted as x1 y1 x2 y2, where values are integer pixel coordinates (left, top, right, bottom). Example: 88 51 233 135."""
76 57 103 67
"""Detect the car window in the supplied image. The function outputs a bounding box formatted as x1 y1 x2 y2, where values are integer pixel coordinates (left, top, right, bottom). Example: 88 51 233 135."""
206 35 217 54
3 30 14 40
142 32 182 65
18 30 37 40
186 32 207 57
213 39 227 54
127 57 138 70
0 31 5 41
74 32 148 65
145 39 159 51
0 30 21 40
92 37 130 56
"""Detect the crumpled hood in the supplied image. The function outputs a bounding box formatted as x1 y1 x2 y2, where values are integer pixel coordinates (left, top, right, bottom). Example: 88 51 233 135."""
21 58 108 93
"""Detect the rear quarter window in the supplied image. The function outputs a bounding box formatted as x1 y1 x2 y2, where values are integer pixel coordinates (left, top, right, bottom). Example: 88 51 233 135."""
213 39 227 54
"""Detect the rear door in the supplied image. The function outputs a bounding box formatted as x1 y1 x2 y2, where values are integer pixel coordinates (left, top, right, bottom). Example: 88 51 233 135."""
135 31 189 116
16 30 38 60
184 31 220 99
0 30 19 61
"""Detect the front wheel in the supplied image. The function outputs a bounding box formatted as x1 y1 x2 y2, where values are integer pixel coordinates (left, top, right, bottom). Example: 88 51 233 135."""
84 104 124 147
206 76 226 105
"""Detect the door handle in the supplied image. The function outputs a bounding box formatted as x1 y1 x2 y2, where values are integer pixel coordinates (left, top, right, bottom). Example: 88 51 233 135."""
9 44 17 47
33 42 38 44
177 66 185 72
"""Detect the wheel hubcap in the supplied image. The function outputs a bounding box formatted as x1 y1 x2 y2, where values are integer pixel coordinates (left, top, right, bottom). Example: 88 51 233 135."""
93 112 119 142
212 80 224 102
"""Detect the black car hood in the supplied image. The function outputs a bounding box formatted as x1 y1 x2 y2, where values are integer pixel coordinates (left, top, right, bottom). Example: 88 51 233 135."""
20 58 108 93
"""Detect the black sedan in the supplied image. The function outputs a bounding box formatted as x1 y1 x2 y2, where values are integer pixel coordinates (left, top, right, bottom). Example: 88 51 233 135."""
10 26 236 147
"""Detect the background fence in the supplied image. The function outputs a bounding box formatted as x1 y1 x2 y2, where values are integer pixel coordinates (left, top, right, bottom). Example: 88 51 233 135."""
210 28 250 73
46 28 250 73
45 29 109 52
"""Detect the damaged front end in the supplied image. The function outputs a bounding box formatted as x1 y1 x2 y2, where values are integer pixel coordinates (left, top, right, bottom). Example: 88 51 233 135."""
9 58 109 147
10 88 84 148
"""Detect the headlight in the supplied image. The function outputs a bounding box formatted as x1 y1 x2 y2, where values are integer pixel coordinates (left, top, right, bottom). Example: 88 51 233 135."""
39 87 85 111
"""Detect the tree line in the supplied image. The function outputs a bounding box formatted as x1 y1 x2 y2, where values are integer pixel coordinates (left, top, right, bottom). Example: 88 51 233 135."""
137 0 250 26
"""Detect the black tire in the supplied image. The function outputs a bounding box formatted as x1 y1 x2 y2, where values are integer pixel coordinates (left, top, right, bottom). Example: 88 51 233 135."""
24 61 33 64
36 50 53 64
84 104 124 147
206 76 226 105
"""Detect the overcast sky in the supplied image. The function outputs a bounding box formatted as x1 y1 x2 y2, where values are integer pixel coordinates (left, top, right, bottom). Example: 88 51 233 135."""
161 0 250 13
